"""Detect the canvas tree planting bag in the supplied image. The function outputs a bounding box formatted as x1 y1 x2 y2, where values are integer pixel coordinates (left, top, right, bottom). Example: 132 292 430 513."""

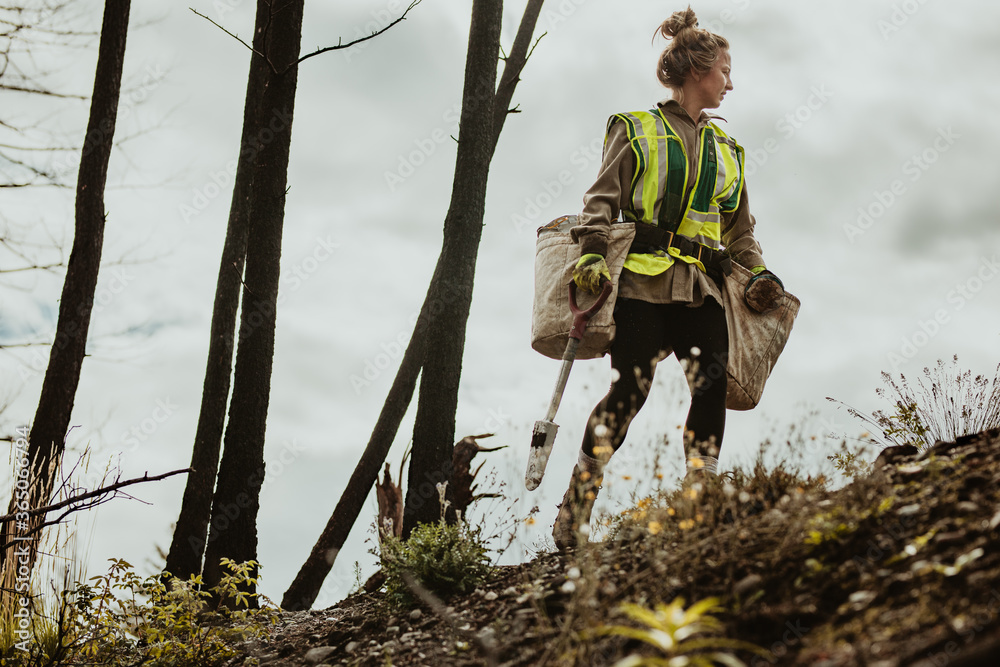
721 262 800 410
531 216 634 360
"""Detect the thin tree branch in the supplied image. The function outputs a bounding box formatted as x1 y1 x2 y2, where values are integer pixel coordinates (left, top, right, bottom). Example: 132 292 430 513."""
0 143 78 152
189 7 265 59
0 468 191 551
0 467 192 523
0 84 87 99
491 0 545 152
526 31 546 61
296 0 421 66
0 263 65 274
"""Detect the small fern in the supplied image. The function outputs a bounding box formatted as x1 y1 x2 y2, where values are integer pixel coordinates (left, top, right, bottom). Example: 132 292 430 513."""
595 597 767 667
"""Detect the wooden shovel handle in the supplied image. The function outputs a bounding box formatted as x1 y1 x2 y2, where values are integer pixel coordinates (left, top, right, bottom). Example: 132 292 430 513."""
568 280 613 341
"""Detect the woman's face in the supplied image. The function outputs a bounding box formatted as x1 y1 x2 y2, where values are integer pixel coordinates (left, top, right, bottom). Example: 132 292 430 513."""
688 50 733 109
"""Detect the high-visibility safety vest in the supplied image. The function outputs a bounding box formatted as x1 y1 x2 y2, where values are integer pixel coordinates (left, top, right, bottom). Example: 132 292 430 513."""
609 108 745 275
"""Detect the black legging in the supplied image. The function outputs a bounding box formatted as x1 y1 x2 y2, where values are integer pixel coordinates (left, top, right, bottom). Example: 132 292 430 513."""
581 296 729 460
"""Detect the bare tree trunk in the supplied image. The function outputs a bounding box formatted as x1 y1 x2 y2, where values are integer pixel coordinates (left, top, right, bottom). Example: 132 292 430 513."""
0 0 130 588
281 0 545 609
403 0 504 534
491 0 544 154
403 0 544 534
200 0 304 602
162 4 269 583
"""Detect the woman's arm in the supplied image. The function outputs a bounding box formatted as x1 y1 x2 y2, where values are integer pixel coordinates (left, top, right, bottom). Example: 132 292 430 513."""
721 183 766 272
570 120 634 258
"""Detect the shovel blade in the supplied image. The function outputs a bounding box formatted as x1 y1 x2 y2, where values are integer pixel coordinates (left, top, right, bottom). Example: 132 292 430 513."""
525 420 559 490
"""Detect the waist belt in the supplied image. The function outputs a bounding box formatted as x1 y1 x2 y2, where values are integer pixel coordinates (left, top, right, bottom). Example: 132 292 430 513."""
628 223 733 277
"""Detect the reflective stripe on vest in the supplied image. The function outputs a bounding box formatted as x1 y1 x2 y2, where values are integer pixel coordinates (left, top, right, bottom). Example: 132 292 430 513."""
609 109 745 269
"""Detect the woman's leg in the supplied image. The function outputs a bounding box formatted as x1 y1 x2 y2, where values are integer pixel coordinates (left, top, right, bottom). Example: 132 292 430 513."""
554 298 669 548
580 297 668 459
662 299 730 462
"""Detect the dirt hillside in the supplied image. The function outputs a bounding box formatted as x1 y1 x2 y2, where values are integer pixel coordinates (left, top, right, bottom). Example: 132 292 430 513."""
226 427 1000 666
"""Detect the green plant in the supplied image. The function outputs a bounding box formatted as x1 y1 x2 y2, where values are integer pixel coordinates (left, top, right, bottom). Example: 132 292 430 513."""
827 450 872 478
829 356 1000 452
604 458 824 543
378 518 492 608
0 493 91 662
1 557 277 666
803 497 893 547
594 597 766 666
79 557 277 665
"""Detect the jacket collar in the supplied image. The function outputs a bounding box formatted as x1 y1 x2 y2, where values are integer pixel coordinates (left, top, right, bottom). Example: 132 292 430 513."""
657 98 727 128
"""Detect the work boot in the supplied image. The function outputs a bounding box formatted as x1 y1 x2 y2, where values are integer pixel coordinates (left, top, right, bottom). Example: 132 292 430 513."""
684 454 719 481
553 450 605 550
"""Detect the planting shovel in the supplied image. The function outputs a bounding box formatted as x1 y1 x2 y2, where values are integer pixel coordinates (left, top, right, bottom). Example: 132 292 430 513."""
525 279 613 491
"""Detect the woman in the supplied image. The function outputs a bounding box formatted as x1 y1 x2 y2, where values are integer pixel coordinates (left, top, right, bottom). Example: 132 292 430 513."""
553 7 785 549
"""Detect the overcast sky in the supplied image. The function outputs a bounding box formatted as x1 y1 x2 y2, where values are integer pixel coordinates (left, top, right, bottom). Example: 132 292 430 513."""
3 0 999 606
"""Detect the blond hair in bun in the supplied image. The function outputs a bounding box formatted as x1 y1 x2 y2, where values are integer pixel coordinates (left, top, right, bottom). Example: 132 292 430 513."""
655 6 729 90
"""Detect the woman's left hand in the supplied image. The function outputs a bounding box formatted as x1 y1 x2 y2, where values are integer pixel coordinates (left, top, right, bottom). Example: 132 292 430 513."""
744 270 784 313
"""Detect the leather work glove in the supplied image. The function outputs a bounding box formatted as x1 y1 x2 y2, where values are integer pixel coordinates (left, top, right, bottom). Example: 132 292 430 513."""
744 269 785 314
573 253 611 294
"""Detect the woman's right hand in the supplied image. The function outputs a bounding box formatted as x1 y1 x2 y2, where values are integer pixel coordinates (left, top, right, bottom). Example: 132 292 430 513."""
573 254 611 294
